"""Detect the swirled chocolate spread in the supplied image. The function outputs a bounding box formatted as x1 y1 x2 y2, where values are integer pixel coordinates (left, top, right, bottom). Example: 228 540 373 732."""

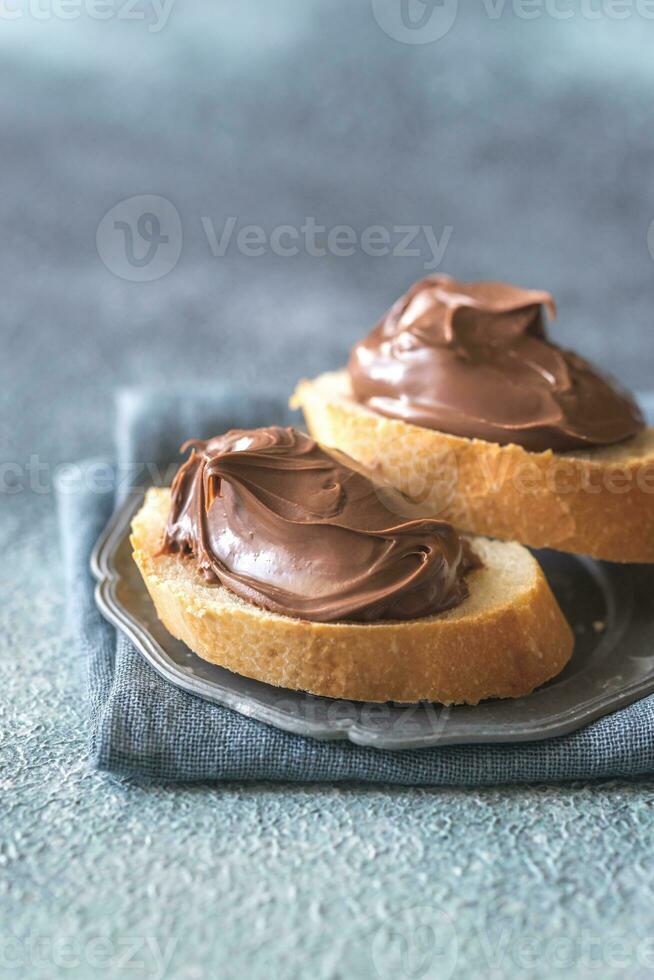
348 275 644 452
162 426 474 623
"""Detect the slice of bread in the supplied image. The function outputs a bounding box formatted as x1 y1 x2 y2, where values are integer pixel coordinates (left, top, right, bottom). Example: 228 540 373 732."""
292 370 654 564
131 487 573 705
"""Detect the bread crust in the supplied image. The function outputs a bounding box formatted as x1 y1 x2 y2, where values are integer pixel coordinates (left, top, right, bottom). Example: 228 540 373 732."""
131 488 573 705
292 370 654 563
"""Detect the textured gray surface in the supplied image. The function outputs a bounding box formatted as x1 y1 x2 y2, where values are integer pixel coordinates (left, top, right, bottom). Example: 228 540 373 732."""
4 3 654 977
4 492 654 979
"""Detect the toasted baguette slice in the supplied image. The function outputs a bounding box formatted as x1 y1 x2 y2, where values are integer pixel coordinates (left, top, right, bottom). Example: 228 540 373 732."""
131 487 573 705
292 370 654 564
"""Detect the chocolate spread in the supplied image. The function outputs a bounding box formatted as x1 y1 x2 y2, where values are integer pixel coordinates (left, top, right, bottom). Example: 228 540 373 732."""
162 426 473 623
348 275 644 452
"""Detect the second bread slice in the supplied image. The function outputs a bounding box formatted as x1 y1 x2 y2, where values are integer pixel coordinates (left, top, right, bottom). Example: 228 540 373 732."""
293 370 654 563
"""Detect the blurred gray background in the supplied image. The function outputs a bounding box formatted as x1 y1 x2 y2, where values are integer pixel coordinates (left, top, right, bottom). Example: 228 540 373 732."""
3 0 653 467
4 4 654 979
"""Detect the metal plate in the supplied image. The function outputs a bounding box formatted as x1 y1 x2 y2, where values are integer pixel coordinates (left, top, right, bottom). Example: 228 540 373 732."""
91 493 654 749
